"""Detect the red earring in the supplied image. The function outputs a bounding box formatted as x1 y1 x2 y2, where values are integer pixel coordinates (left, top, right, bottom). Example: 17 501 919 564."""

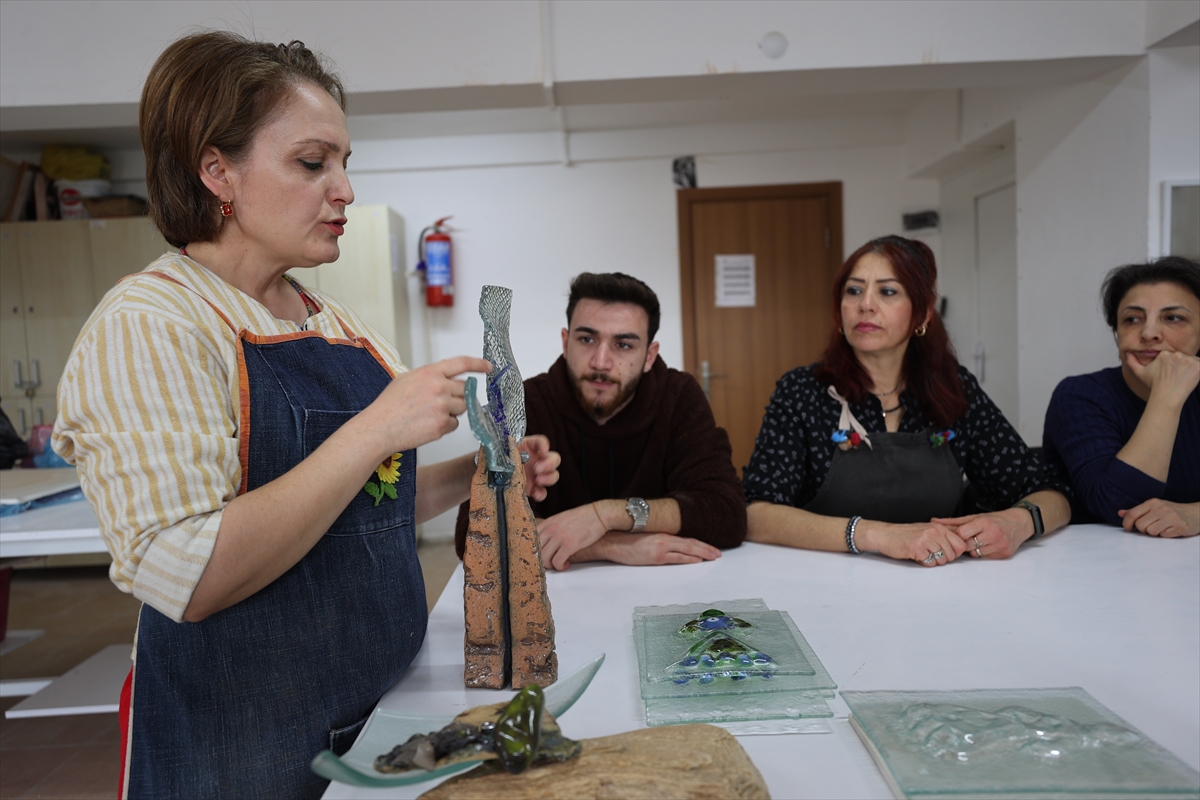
220 200 233 217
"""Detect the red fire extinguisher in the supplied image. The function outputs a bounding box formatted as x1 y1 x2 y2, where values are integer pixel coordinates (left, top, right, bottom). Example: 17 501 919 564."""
416 217 454 307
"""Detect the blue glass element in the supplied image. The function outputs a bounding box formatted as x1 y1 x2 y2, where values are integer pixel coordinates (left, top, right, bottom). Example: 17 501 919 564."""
679 609 753 635
667 632 776 686
464 376 514 475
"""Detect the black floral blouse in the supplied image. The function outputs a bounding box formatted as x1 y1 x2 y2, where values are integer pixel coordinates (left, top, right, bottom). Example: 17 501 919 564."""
742 365 1067 512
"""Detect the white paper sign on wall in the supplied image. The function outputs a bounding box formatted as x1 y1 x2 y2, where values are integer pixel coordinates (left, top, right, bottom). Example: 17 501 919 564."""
715 254 756 308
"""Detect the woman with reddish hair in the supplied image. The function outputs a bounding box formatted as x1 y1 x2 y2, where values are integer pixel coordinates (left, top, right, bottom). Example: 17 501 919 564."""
744 236 1069 566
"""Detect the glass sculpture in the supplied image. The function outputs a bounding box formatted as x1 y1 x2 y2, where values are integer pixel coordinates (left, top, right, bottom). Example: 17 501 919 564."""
463 286 556 690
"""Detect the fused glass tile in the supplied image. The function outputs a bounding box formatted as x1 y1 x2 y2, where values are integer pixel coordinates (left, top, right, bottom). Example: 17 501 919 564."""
842 688 1200 799
644 689 833 727
633 598 768 622
637 611 818 681
633 601 837 726
479 286 525 443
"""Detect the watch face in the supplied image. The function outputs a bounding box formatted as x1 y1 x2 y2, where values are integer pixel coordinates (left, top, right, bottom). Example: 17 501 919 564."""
626 497 650 530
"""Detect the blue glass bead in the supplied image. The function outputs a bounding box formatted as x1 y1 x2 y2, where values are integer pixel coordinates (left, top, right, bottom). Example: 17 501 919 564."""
699 674 715 685
680 656 698 667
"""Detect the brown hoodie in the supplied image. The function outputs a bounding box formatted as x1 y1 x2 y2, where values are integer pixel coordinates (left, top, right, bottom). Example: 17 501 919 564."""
454 355 746 558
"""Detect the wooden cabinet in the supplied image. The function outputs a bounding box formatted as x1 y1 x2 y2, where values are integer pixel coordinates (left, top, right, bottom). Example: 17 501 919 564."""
0 218 168 436
297 205 413 366
0 209 408 438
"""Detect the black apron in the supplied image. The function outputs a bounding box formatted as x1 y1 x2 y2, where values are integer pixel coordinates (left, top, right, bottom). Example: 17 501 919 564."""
804 386 963 523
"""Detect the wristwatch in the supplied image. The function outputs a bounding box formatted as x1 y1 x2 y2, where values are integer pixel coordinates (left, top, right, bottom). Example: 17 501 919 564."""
1013 500 1044 541
625 497 650 532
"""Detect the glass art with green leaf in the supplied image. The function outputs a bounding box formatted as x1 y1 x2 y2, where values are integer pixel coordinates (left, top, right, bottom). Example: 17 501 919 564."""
374 684 579 776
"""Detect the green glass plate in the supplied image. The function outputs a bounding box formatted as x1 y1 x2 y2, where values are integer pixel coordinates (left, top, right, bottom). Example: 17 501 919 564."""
310 653 605 788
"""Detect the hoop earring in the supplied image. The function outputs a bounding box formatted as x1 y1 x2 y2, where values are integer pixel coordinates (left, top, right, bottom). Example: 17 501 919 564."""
915 324 928 337
220 200 233 218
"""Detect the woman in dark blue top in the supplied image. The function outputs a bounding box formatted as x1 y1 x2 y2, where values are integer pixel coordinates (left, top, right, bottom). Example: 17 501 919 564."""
1043 257 1200 537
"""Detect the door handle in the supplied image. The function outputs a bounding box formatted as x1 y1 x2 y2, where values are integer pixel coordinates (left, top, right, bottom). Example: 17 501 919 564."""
13 359 21 390
18 407 27 437
36 406 44 426
700 360 725 401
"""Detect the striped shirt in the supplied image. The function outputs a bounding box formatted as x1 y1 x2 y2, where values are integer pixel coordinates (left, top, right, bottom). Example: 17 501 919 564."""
52 254 405 622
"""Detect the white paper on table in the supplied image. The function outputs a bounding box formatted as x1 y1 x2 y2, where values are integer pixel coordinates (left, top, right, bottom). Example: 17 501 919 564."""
715 254 755 308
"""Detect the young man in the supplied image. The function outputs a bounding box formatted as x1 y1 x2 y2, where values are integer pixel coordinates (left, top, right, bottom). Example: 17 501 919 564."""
455 272 746 569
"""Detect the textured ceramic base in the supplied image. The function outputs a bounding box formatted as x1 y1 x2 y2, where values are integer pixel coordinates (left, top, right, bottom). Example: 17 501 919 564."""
842 687 1200 798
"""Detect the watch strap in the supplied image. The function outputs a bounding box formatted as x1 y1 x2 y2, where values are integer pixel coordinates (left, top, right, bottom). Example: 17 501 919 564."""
1013 500 1044 541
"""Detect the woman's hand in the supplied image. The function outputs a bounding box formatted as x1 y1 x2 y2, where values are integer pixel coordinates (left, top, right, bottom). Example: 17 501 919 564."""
537 505 610 571
936 508 1033 559
1119 499 1200 538
1125 350 1200 407
363 356 491 455
518 435 560 502
855 519 967 566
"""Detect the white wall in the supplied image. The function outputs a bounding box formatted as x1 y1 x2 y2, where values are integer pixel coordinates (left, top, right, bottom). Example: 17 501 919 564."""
1148 45 1200 256
1015 59 1151 444
345 120 934 536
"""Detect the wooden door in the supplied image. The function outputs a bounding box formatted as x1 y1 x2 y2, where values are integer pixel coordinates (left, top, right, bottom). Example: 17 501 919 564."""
678 183 843 476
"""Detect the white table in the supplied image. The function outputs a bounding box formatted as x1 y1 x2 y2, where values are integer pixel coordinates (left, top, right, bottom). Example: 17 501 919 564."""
1 498 117 716
0 500 106 558
323 525 1200 799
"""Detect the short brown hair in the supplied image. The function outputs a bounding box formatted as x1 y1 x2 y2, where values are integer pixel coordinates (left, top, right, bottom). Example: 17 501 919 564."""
140 31 346 247
566 272 661 341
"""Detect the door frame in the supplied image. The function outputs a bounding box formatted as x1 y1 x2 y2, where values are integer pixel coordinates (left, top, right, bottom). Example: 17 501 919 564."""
676 182 844 376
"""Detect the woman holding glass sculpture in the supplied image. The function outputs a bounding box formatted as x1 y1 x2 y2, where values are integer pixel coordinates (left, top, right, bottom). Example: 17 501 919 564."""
51 32 557 799
1042 257 1200 537
743 235 1070 566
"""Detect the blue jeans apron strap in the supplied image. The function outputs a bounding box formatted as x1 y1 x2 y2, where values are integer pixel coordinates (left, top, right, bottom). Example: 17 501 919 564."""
804 430 964 524
126 275 427 799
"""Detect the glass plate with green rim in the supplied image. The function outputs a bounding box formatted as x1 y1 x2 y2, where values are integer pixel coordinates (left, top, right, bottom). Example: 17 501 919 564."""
310 653 605 788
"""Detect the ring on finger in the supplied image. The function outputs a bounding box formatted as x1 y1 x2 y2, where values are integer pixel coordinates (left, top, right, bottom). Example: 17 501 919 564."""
973 536 983 557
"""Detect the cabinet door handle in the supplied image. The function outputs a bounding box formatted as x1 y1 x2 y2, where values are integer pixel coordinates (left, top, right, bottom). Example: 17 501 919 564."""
13 359 21 390
18 408 27 437
30 358 40 388
36 406 45 426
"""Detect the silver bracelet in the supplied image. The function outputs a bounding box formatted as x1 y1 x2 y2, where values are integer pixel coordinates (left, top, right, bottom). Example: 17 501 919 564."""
845 515 862 555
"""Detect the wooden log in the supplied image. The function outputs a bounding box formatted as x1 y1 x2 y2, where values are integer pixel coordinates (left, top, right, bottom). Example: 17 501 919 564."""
418 724 771 800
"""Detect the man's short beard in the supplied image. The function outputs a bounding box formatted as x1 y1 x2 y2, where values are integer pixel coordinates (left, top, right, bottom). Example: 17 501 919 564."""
570 368 643 422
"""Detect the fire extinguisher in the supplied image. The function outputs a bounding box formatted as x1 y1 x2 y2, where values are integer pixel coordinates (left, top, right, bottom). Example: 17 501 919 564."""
415 216 455 307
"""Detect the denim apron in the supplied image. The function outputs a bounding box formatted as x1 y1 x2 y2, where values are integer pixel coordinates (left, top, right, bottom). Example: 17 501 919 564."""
124 274 427 799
